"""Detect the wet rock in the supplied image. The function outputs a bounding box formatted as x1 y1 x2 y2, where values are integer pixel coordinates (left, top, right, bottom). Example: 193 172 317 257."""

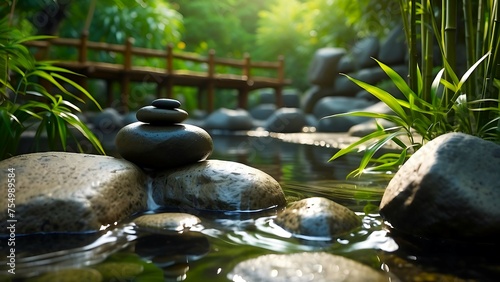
264 108 307 133
228 252 395 282
274 197 360 238
152 160 286 211
133 213 201 232
250 103 277 120
308 47 346 86
136 106 188 125
0 152 147 234
115 122 213 169
204 108 254 131
380 132 500 241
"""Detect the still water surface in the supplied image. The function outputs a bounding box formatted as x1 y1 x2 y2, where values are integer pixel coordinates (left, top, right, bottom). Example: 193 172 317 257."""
2 133 499 281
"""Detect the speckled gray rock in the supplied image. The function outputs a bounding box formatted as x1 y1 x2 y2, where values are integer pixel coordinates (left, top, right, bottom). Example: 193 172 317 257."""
115 122 213 169
0 152 147 234
274 197 360 238
380 132 500 241
136 106 188 124
152 160 286 211
133 213 201 232
228 252 395 282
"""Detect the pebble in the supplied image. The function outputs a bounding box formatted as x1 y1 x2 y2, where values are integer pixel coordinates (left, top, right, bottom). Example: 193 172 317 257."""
152 98 181 109
136 106 188 124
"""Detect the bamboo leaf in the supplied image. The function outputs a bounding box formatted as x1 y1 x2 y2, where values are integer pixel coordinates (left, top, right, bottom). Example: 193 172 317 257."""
51 72 102 110
341 74 408 122
374 58 415 100
329 130 388 162
456 52 491 92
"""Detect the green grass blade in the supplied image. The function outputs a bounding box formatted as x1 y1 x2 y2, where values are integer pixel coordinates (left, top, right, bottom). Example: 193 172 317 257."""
328 130 389 162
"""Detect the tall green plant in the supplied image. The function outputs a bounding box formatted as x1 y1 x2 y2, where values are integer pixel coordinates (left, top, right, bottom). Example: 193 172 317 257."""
0 16 105 160
327 0 500 177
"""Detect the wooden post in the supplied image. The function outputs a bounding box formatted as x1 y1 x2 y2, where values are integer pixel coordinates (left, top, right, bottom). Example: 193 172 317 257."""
275 55 285 108
76 32 89 100
78 32 88 63
206 49 215 113
239 53 251 109
120 37 133 113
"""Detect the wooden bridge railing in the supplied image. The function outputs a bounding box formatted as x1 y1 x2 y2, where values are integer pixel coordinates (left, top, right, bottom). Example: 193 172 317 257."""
25 33 291 112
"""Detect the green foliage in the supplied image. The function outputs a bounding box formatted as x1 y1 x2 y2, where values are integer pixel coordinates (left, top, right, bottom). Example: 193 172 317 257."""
0 17 104 160
327 0 500 177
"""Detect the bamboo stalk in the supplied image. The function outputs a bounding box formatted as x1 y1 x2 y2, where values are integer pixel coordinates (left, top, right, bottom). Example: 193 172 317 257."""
421 0 433 101
409 0 418 93
462 0 476 99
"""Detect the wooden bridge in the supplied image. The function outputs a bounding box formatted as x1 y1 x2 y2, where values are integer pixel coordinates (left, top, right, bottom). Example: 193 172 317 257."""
26 33 291 112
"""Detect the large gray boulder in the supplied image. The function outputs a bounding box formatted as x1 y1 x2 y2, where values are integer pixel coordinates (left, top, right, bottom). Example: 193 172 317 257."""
274 197 360 239
152 160 286 211
380 132 500 241
228 252 395 282
0 152 148 234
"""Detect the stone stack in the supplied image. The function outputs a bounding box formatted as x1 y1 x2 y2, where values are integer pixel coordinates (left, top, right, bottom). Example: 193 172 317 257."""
115 99 213 169
115 99 287 212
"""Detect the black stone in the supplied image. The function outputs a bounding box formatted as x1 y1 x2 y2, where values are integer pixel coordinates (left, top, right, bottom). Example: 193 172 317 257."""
136 106 188 125
115 122 213 169
152 98 181 109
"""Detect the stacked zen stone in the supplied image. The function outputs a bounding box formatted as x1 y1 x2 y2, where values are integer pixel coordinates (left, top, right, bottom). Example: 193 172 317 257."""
115 99 213 169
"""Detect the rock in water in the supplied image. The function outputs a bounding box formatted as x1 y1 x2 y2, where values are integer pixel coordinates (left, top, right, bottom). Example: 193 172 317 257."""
152 160 286 211
228 252 395 282
0 152 148 234
274 197 360 239
133 213 201 232
380 132 500 241
115 123 213 169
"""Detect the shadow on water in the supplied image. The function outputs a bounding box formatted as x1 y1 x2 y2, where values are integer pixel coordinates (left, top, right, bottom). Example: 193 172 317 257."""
2 132 500 281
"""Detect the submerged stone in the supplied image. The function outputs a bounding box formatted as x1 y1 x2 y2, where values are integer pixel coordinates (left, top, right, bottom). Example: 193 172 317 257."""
152 160 286 211
0 152 148 234
133 213 201 232
228 252 395 282
115 122 213 169
274 197 361 238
